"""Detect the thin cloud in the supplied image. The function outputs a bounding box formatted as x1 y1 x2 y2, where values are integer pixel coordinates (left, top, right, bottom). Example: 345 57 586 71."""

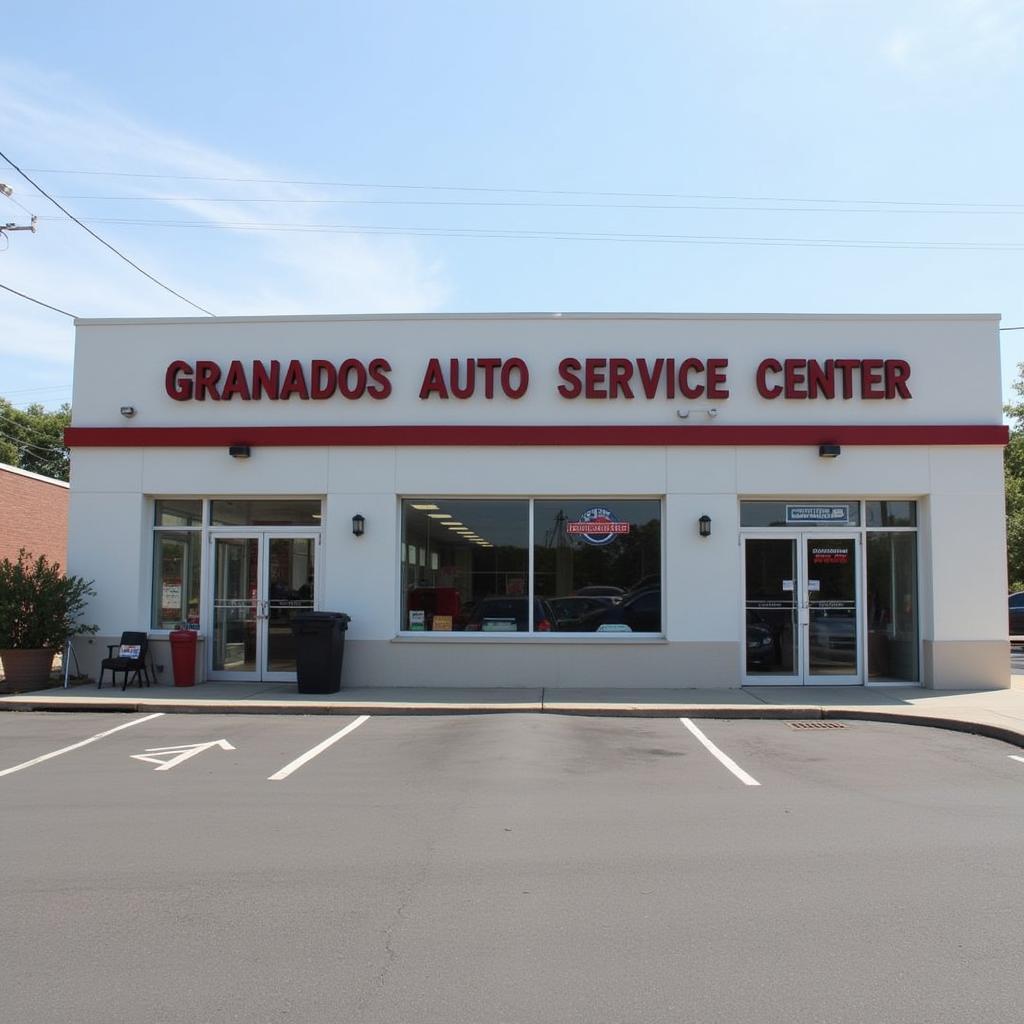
0 59 450 390
881 0 1023 73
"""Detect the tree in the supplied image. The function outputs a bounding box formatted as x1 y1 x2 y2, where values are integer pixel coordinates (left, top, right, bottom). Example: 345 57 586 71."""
1004 366 1024 592
0 398 70 481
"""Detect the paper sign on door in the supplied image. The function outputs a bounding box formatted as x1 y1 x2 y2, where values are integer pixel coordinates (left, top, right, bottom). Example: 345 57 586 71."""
808 580 821 592
782 580 794 592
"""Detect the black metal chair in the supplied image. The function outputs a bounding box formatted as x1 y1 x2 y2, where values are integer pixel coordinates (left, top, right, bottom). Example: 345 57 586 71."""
98 632 152 690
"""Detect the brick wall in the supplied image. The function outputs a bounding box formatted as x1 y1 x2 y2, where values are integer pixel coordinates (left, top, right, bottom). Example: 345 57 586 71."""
0 464 69 568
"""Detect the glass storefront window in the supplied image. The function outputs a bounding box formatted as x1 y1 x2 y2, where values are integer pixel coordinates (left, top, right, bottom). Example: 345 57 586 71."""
534 500 662 632
155 499 202 527
866 501 917 528
867 531 919 682
741 501 861 528
401 499 529 632
151 530 202 629
209 499 321 526
400 498 663 634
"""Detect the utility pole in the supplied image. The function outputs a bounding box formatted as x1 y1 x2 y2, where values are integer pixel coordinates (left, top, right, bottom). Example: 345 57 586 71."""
1 182 37 239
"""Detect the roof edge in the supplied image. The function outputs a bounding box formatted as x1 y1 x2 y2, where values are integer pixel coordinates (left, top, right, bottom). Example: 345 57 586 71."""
73 312 1004 328
0 462 69 488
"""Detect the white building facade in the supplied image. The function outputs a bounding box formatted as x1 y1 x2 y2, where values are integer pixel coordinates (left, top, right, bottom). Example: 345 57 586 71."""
65 313 1009 690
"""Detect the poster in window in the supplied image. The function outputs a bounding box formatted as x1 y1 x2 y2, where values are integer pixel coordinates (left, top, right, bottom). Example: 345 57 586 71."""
161 579 183 617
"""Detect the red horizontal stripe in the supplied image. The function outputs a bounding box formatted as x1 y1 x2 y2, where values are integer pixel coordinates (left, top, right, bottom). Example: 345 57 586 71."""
63 424 1009 447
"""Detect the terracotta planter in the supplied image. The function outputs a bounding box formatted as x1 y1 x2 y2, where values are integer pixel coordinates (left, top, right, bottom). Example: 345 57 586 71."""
0 648 58 690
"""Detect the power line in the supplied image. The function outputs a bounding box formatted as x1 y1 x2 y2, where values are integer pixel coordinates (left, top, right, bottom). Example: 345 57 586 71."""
0 409 70 447
0 427 65 456
45 193 1024 217
0 281 76 317
34 214 1024 253
23 167 1024 210
0 150 215 317
0 384 72 397
2 191 37 218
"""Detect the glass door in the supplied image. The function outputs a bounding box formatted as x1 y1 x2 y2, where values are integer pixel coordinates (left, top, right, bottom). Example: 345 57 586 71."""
211 536 260 679
210 533 318 681
744 536 800 681
805 535 860 684
743 533 861 685
263 535 317 682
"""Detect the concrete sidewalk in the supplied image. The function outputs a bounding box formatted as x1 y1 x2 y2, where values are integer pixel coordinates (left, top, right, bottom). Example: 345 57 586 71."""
4 677 1024 749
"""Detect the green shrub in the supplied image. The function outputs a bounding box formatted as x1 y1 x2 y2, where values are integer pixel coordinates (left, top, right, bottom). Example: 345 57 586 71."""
0 550 97 649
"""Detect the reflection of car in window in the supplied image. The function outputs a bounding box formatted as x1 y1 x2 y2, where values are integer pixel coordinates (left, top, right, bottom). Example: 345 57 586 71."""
575 587 661 633
808 611 857 661
548 596 615 630
745 612 775 669
574 585 625 604
463 597 555 632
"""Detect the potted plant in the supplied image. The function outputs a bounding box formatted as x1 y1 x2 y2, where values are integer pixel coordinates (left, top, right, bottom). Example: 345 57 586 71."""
0 550 97 690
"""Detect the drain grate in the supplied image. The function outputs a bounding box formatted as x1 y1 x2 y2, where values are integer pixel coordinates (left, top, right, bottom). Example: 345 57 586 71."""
788 720 847 730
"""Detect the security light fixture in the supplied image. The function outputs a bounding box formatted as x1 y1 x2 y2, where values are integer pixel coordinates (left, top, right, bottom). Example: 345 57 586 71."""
819 444 841 459
0 183 12 198
119 406 136 418
698 515 712 538
228 445 251 459
352 514 365 537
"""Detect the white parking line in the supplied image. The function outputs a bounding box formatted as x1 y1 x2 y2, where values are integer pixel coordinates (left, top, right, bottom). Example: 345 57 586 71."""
680 718 761 787
1009 755 1024 765
0 713 166 778
268 715 370 781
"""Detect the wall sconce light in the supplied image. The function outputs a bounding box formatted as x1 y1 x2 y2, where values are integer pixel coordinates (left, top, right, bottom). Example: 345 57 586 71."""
352 514 366 537
228 445 251 459
818 443 841 459
698 514 712 538
119 406 136 418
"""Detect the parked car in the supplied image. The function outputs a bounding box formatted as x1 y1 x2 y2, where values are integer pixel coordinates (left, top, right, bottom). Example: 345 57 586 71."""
548 595 617 631
1010 592 1024 643
463 596 556 632
574 585 626 604
576 586 661 633
808 610 857 669
745 612 777 670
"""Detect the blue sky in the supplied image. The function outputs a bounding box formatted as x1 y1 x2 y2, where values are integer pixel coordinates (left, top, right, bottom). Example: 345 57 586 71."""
2 0 1023 411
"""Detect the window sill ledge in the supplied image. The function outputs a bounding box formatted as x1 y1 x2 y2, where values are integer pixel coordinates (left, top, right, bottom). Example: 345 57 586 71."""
391 633 667 644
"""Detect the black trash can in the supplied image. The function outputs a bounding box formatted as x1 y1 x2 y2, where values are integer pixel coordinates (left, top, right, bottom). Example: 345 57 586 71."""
291 612 351 694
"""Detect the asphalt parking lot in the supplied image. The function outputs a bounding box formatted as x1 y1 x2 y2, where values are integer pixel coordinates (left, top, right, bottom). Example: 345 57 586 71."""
3 711 1024 1024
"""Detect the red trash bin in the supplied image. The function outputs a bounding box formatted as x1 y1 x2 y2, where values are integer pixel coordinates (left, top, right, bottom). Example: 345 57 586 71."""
169 629 197 686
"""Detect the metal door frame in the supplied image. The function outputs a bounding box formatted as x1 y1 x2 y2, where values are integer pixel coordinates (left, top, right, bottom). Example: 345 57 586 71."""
207 530 321 682
742 530 863 686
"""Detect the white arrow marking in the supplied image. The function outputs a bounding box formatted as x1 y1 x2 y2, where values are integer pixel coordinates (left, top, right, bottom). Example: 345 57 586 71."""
131 739 235 771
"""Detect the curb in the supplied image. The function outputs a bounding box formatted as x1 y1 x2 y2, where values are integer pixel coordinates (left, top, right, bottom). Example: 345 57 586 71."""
2 697 1023 750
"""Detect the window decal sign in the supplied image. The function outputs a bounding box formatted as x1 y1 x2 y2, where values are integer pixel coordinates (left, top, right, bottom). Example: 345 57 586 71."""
811 546 850 566
566 507 630 546
785 504 852 525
